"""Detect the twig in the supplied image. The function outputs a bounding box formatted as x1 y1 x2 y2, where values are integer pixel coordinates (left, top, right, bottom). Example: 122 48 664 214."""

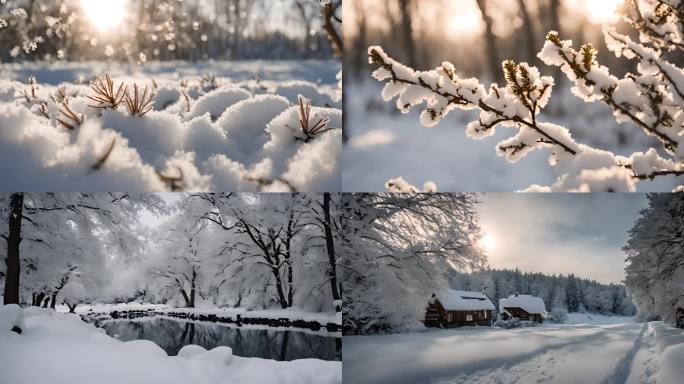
57 100 84 130
289 95 332 142
125 83 154 117
181 90 191 113
92 138 117 171
87 73 127 109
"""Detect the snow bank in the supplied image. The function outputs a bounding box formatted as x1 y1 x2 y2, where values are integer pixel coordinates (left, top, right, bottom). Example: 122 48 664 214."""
0 305 341 384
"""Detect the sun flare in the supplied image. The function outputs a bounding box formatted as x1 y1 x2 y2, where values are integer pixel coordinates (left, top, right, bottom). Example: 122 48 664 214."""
80 0 128 31
580 0 622 24
446 5 483 36
480 234 496 253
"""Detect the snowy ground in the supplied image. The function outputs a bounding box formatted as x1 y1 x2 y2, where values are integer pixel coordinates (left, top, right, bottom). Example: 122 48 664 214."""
343 320 684 384
343 81 684 192
0 60 341 192
0 305 341 384
565 312 636 325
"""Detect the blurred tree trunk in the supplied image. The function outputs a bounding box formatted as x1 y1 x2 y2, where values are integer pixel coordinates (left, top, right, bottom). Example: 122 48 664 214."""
352 1 367 77
517 0 537 64
295 1 314 54
548 0 562 35
398 0 416 68
475 0 502 83
322 0 343 56
3 193 23 305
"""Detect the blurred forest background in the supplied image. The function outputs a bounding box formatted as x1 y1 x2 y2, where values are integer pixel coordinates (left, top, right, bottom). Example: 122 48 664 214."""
344 0 682 81
0 0 342 62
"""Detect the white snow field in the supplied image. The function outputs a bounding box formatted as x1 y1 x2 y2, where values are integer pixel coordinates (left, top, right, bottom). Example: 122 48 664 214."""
0 305 342 384
343 320 684 384
343 81 684 192
0 60 341 192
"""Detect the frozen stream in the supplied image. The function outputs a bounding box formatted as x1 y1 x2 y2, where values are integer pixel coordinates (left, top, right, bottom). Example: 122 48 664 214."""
100 317 341 361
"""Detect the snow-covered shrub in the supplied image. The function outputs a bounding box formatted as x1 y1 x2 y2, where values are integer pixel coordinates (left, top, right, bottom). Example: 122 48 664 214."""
0 70 341 191
368 0 684 192
547 306 568 323
494 317 539 329
624 194 684 326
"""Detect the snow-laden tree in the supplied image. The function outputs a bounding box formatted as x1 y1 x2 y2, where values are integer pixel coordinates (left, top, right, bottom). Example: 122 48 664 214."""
368 0 684 192
624 193 684 325
341 193 487 334
146 210 221 308
150 193 343 312
0 193 167 306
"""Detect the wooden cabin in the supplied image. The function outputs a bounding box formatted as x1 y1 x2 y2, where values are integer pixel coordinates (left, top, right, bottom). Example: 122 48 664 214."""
425 290 494 328
499 294 546 323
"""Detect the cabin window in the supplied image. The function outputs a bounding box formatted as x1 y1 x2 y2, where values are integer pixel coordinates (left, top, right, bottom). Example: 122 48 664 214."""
483 311 487 319
447 312 454 322
466 314 473 322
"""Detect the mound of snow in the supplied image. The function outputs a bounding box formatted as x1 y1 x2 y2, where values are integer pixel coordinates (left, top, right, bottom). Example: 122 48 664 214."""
275 81 338 108
188 87 252 121
0 65 341 192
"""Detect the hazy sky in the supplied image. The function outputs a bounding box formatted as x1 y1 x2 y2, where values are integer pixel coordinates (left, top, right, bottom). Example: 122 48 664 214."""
138 193 182 229
477 194 649 284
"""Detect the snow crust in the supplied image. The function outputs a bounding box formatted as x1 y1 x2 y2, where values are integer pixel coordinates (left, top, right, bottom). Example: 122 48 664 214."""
0 305 341 384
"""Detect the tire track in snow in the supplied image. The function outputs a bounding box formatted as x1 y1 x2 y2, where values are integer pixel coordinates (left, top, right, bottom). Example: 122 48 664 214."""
601 323 648 384
432 323 644 384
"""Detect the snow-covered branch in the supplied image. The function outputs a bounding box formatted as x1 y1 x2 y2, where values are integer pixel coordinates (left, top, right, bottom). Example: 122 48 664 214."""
368 0 684 192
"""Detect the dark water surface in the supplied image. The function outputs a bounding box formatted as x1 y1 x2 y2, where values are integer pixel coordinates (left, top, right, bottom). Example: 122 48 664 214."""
100 317 342 361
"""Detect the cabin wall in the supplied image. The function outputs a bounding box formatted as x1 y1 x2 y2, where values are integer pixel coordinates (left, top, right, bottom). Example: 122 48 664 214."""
445 310 492 327
425 299 493 328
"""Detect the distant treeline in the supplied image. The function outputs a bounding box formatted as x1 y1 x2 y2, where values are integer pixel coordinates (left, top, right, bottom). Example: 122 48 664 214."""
450 268 636 317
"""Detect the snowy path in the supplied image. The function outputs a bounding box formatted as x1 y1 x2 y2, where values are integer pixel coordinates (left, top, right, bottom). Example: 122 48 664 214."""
344 323 654 384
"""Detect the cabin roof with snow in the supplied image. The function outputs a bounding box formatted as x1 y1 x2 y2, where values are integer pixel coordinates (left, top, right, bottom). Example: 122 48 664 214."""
499 294 546 314
434 290 495 311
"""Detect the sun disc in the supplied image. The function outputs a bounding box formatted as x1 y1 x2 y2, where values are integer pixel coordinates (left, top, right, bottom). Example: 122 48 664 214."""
80 0 128 31
480 234 496 252
585 0 622 24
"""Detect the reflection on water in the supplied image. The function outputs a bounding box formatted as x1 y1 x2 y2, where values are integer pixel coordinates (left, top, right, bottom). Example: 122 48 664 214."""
100 318 341 361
